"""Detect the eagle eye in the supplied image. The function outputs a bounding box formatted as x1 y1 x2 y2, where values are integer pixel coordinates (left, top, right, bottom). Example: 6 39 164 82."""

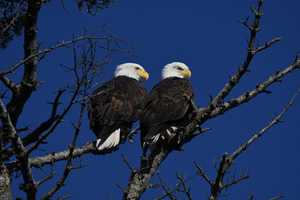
135 67 140 70
176 66 184 71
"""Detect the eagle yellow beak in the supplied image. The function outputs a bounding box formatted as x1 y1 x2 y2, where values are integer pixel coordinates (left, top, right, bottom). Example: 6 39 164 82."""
137 68 149 80
182 68 192 79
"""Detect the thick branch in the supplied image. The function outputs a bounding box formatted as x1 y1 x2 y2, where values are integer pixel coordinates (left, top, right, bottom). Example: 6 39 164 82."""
123 150 169 200
6 0 42 125
8 142 104 172
0 99 36 199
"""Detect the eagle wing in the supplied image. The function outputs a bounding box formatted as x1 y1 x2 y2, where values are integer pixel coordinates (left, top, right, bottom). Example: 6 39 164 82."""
88 80 134 137
141 78 194 143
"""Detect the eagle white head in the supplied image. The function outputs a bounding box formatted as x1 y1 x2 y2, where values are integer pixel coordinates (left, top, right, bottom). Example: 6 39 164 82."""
114 63 149 81
162 62 192 79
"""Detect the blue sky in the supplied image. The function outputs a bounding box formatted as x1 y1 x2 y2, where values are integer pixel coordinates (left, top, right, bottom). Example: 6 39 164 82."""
4 0 300 199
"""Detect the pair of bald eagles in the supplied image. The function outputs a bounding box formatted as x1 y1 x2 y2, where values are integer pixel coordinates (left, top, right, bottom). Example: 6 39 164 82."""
88 62 195 154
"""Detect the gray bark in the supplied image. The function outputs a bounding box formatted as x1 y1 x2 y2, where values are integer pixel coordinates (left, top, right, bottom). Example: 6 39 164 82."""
0 165 12 200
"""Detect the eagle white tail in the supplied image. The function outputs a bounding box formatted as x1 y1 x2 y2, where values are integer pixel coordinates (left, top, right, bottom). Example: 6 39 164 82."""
96 129 121 150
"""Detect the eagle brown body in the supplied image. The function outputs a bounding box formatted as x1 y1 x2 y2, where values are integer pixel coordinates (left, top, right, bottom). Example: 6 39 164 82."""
88 76 147 151
140 77 194 149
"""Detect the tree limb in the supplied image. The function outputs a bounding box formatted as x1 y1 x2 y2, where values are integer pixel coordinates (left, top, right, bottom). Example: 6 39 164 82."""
207 88 299 200
6 0 42 125
41 102 86 200
0 98 36 199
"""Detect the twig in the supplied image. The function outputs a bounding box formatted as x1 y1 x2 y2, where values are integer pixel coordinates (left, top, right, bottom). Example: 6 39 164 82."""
176 174 193 200
36 172 55 187
157 173 177 200
193 162 213 186
122 154 136 173
222 175 250 190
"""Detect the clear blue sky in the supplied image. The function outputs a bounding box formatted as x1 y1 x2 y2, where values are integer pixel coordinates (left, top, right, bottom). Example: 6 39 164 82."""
5 0 300 199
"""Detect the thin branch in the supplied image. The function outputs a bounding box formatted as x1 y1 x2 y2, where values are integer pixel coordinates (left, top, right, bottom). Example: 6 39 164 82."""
211 0 265 106
254 37 281 54
0 76 18 93
122 154 136 173
157 173 177 200
1 89 66 162
193 162 213 186
209 59 300 119
207 88 300 200
41 102 86 200
27 77 81 154
231 87 300 161
222 175 250 190
176 174 193 200
36 172 55 188
0 35 107 77
22 89 65 146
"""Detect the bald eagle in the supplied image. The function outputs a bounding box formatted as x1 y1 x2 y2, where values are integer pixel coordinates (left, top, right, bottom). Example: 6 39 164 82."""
88 63 149 152
141 62 194 152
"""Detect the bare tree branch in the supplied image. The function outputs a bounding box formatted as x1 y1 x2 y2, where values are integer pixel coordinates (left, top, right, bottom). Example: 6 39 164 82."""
176 174 193 200
230 87 300 161
0 35 108 77
206 88 300 200
0 76 18 93
157 173 177 200
41 102 86 200
211 0 265 107
254 37 281 54
209 58 300 119
22 89 65 146
7 142 95 172
0 99 36 199
193 162 213 187
222 175 249 190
